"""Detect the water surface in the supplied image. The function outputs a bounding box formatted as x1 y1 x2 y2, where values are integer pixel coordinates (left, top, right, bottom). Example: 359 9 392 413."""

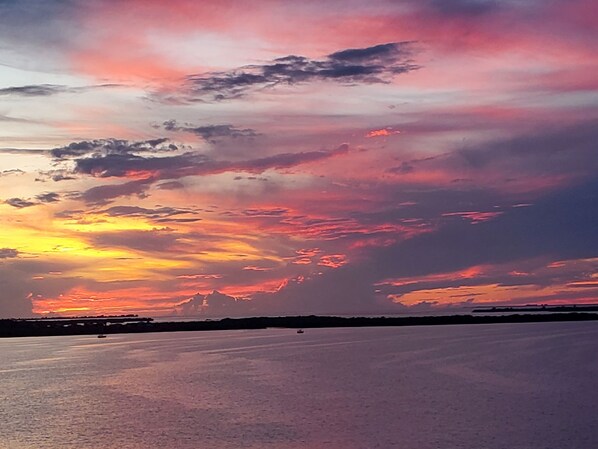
1 322 597 448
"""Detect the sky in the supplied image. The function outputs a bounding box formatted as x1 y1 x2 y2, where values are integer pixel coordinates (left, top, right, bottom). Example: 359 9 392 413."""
0 0 597 318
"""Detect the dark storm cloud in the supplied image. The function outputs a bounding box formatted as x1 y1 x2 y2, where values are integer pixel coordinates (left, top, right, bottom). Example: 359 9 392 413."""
0 248 19 259
162 120 259 142
179 42 418 101
4 197 37 208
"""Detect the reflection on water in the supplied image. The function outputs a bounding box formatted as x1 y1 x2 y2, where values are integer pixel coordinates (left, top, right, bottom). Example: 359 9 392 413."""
1 323 597 449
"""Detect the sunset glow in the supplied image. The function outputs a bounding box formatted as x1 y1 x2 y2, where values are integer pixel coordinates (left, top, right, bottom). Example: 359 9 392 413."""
1 0 597 318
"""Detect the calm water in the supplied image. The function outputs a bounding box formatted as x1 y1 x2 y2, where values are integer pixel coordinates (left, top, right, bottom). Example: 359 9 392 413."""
1 322 597 449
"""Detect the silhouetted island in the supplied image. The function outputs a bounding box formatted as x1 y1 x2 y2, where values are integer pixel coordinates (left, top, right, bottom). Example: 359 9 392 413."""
1 313 597 338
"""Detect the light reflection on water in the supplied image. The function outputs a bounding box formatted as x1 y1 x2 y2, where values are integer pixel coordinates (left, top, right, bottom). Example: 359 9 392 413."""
1 323 597 449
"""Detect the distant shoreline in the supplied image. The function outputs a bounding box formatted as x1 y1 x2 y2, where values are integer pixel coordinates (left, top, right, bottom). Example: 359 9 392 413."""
1 312 597 338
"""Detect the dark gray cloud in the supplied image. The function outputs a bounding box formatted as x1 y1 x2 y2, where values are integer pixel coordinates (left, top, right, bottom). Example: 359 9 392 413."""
77 178 154 205
0 169 25 176
35 192 60 203
0 248 19 259
34 169 78 182
73 151 207 178
3 192 61 208
162 120 259 142
64 143 349 197
51 138 176 159
4 197 37 208
99 205 200 223
178 42 417 101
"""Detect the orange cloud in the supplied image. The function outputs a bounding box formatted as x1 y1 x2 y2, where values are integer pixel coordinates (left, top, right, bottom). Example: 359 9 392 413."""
366 128 401 138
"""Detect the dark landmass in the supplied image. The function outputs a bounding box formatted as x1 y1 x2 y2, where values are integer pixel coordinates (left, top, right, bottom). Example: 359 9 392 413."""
1 313 598 338
473 304 598 313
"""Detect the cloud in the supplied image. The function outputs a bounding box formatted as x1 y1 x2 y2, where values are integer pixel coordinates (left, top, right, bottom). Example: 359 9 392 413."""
99 205 200 223
77 178 154 205
175 290 255 317
0 84 120 97
177 42 418 101
0 248 19 259
3 193 60 208
4 197 37 208
162 120 259 142
156 181 184 190
55 140 349 203
0 257 85 318
0 169 25 176
51 138 177 159
35 192 60 203
0 84 70 97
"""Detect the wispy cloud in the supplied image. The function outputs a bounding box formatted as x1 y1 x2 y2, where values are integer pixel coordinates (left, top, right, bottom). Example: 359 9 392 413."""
174 42 418 101
0 83 120 97
51 138 349 184
161 120 259 142
4 198 37 208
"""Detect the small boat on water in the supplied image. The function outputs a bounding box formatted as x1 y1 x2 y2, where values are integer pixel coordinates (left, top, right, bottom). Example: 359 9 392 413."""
297 329 304 334
97 334 107 339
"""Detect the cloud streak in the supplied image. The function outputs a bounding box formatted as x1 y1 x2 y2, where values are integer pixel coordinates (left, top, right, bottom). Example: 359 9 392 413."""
177 42 418 101
161 120 259 142
0 84 120 97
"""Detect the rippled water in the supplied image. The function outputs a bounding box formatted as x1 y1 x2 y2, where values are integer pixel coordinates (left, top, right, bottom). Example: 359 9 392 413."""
1 322 597 449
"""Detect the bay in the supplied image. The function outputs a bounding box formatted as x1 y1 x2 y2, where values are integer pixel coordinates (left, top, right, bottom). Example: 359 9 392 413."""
1 322 597 449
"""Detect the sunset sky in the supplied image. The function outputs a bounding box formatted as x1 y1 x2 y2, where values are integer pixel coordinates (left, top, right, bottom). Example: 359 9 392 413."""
1 0 597 318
